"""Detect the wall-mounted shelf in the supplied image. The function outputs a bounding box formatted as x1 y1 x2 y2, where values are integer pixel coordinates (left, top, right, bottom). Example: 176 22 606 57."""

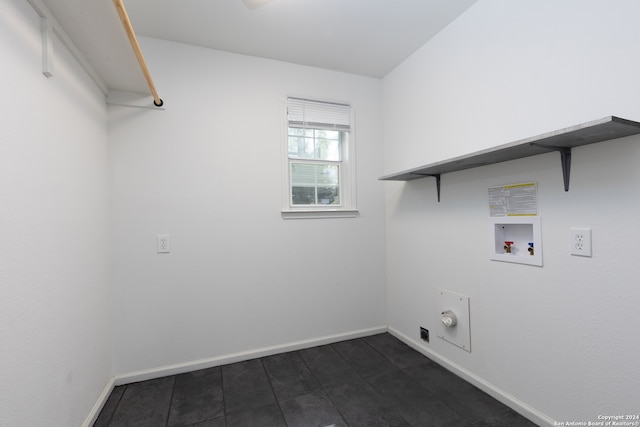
379 116 640 201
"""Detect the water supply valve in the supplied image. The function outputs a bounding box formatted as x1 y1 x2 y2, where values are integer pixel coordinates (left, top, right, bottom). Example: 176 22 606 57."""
504 241 514 254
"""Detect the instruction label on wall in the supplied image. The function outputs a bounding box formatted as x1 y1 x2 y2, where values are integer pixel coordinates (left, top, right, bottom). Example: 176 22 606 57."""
488 182 537 217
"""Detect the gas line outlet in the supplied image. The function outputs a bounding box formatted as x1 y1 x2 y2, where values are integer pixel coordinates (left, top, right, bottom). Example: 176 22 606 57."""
570 228 591 257
441 310 457 327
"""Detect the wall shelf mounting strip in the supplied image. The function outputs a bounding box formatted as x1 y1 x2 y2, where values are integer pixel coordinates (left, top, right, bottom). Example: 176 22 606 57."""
379 116 640 201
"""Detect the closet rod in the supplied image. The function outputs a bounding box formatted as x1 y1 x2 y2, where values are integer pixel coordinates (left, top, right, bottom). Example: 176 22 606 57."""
113 0 163 107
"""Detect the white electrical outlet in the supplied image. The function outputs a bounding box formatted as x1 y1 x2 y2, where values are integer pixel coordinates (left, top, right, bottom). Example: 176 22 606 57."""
570 228 591 257
157 235 170 253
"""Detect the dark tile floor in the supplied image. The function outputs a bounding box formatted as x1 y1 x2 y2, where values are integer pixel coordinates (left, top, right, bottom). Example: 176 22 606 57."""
94 333 538 427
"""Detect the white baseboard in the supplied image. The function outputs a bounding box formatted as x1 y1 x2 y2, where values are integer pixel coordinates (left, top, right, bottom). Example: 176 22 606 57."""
114 326 388 386
82 376 115 427
388 326 556 427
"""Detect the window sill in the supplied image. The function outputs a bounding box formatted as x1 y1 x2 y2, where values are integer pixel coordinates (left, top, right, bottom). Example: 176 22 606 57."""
281 209 359 220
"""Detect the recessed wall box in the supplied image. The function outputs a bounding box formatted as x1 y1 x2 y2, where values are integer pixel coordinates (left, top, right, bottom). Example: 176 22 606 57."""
490 216 542 266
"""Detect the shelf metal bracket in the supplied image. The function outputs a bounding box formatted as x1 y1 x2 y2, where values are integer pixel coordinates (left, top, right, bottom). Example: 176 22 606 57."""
530 143 571 191
410 173 441 202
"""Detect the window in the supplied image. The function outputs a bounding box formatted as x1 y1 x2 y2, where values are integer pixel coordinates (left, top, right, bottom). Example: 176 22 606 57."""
283 97 357 219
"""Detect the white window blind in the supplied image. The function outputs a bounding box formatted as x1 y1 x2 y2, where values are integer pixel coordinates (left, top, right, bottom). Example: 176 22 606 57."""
287 97 351 131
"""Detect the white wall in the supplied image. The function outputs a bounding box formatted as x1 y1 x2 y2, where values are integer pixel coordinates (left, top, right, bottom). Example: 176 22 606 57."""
109 37 387 376
0 1 112 426
383 0 640 424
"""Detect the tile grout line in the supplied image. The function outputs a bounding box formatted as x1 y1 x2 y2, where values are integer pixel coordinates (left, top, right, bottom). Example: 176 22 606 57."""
105 385 127 427
329 337 402 425
164 375 177 427
220 365 228 419
328 339 362 379
334 337 410 425
331 336 398 380
310 350 354 427
364 335 477 424
260 356 291 426
296 348 351 426
360 335 399 369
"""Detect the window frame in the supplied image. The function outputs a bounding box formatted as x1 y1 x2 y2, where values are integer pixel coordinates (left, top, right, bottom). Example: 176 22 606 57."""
281 96 358 219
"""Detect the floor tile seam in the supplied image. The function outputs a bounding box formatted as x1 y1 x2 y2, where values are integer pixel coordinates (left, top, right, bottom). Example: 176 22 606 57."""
362 352 477 423
320 384 354 427
360 335 404 369
298 345 366 387
403 365 473 396
329 339 375 379
368 335 434 371
434 393 486 425
365 369 439 406
384 386 457 423
325 380 413 427
259 356 291 426
164 375 179 427
477 409 522 426
332 336 403 379
219 364 229 419
221 361 263 394
295 349 334 397
280 353 352 425
358 375 422 425
277 386 346 421
104 385 127 427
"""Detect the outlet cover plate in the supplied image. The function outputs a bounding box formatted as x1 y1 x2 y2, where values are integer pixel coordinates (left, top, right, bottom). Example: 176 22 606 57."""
157 234 170 253
570 228 591 257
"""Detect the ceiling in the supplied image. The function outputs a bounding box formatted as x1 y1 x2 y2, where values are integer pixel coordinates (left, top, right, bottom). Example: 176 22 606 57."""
41 0 477 95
